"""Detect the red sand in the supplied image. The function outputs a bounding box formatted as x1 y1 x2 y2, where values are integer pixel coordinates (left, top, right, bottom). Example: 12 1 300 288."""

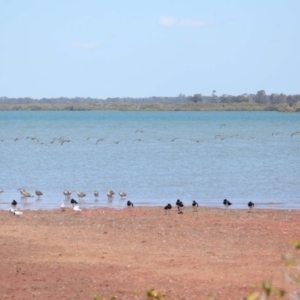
0 206 299 299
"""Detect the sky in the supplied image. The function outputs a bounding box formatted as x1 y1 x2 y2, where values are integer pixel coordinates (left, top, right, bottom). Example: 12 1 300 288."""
0 0 299 99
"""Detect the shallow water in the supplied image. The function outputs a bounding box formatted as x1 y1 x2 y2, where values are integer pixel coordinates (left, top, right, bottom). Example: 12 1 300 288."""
0 111 299 211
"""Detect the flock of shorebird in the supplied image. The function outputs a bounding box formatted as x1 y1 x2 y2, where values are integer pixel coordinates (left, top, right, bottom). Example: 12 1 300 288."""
3 188 130 215
3 187 255 216
163 199 255 215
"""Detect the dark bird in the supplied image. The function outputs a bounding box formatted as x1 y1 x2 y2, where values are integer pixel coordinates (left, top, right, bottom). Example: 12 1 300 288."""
176 199 184 214
96 138 105 144
135 130 144 133
170 138 179 142
220 124 226 129
127 200 134 207
248 201 255 211
35 190 43 198
164 203 172 214
11 200 17 209
223 199 232 208
291 131 300 137
192 200 199 212
70 199 78 206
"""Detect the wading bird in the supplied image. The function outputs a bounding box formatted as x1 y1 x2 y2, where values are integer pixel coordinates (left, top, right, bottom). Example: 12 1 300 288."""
76 190 86 202
94 190 99 199
35 190 43 199
63 190 72 199
119 191 127 198
11 200 17 209
107 189 115 198
19 188 33 198
70 199 78 206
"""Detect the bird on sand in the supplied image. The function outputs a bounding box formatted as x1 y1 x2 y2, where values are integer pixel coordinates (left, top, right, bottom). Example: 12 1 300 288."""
11 200 17 209
127 200 134 207
73 205 82 212
61 202 65 211
164 203 172 214
192 200 199 212
223 199 232 208
176 199 184 214
70 199 78 206
248 201 255 211
10 208 23 216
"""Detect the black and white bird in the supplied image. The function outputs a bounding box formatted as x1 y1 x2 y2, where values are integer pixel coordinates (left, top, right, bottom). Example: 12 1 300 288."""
11 200 18 209
94 190 99 199
176 199 184 214
164 203 172 214
127 200 134 208
223 199 232 208
70 198 78 207
248 201 255 211
192 200 199 212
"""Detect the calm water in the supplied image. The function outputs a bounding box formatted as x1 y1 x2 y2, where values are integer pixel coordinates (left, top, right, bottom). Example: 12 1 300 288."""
0 111 299 211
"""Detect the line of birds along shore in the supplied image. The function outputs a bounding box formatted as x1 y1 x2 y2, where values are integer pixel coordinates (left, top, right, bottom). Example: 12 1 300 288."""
5 188 255 216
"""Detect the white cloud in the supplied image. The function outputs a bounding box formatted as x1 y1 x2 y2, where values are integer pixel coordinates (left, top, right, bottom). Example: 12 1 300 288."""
160 16 210 28
71 42 98 49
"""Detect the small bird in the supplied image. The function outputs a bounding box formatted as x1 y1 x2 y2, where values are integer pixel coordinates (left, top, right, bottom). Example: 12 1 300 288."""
192 200 199 212
63 190 72 198
176 199 184 214
19 188 33 198
70 199 78 206
10 208 23 216
248 201 255 211
76 190 86 202
0 189 3 194
61 202 65 211
11 200 17 209
107 189 115 198
119 191 127 198
35 190 43 198
94 190 99 198
73 205 82 212
164 203 172 214
223 199 232 208
127 200 134 207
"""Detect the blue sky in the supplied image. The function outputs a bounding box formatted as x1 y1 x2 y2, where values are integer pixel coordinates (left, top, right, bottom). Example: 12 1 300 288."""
0 0 299 99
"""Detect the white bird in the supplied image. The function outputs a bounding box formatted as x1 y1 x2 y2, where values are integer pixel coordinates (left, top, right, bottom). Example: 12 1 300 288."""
73 205 82 212
107 189 115 198
119 191 127 198
76 190 86 201
61 202 65 211
35 190 43 198
94 190 99 198
19 188 33 198
9 208 23 216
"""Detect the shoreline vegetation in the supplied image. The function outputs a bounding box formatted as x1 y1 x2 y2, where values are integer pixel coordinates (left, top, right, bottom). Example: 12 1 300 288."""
1 90 300 111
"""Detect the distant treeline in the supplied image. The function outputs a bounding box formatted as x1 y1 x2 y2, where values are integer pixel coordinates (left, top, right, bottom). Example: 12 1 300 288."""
0 90 300 112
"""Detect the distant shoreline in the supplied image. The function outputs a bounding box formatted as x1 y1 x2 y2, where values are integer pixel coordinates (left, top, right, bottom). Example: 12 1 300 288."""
0 102 299 112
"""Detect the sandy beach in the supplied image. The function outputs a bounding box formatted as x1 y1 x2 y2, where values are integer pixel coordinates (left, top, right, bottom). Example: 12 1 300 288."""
0 206 299 300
